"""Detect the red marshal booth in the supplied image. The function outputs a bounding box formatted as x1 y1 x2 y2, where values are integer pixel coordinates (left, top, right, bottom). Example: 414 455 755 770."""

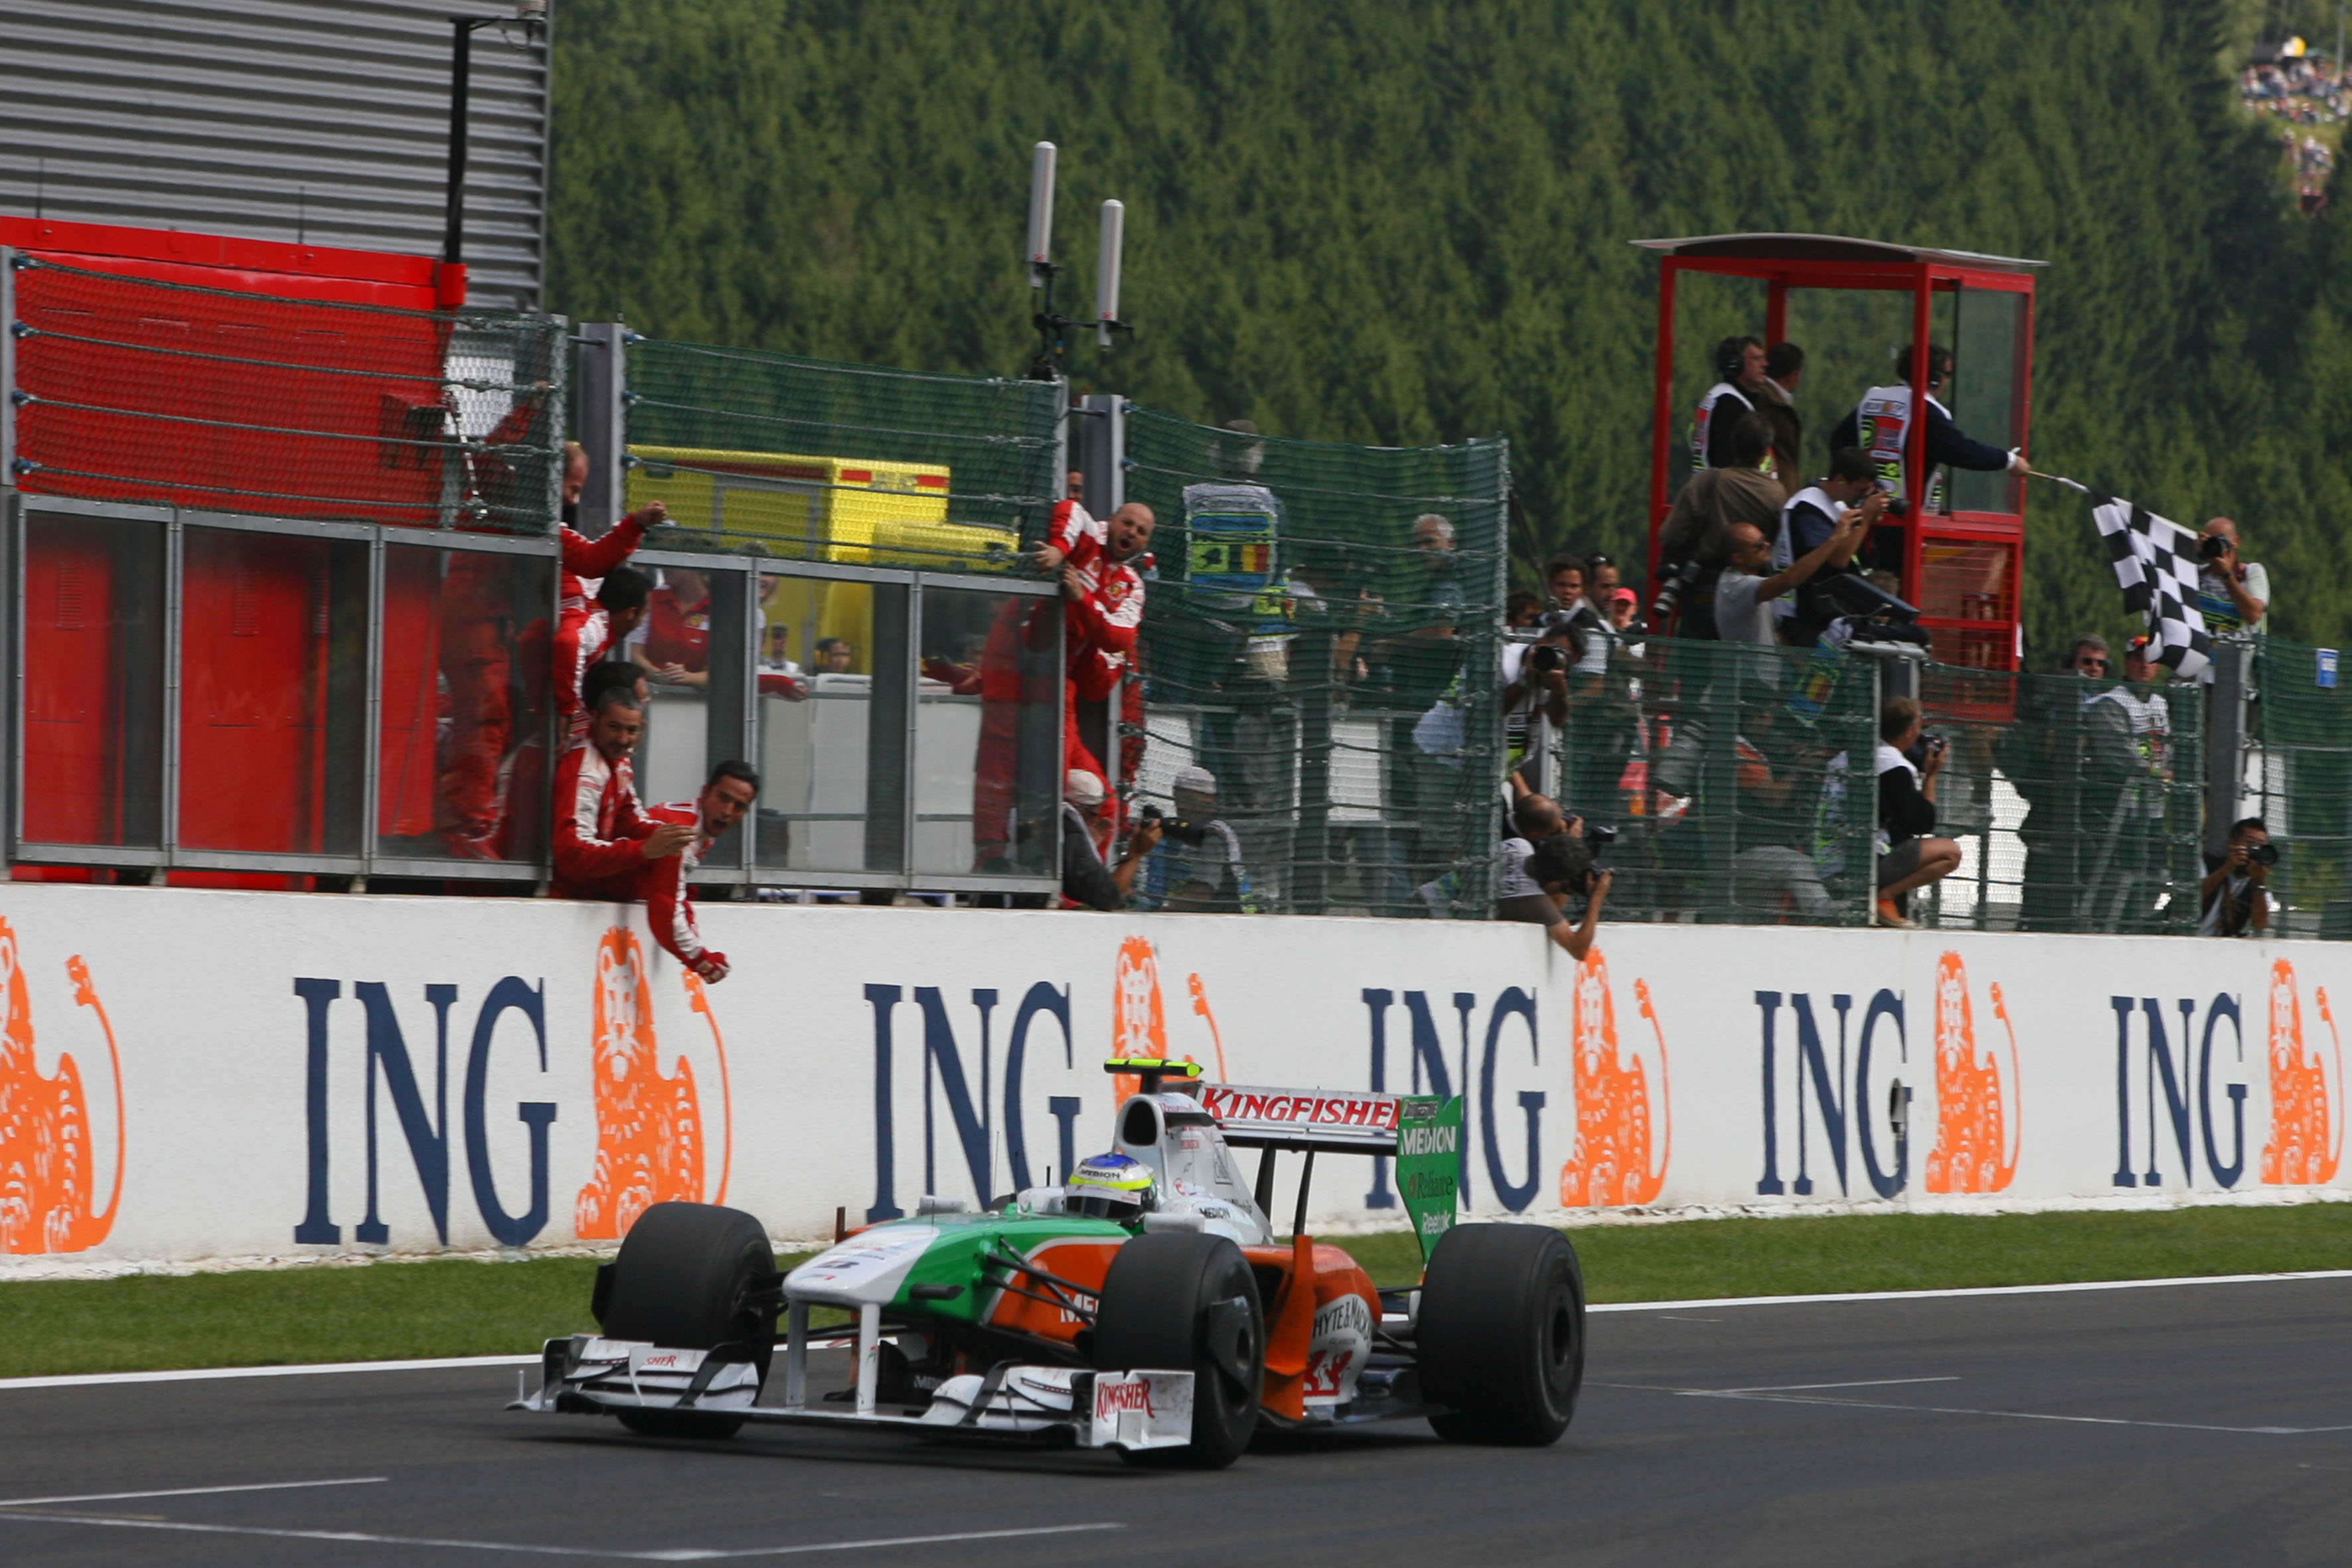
1637 233 2041 674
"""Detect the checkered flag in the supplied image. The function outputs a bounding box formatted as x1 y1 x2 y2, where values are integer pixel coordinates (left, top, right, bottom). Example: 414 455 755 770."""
2092 497 2210 680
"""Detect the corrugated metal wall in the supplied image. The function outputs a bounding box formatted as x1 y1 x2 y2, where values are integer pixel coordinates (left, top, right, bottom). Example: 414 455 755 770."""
0 0 550 309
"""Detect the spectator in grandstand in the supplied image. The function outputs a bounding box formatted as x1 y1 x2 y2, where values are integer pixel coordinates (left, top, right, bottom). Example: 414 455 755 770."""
1774 447 1888 645
1692 335 1770 472
2200 817 2274 937
1711 507 1869 647
1828 345 2027 514
556 566 651 742
1501 612 1579 786
1495 789 1610 959
1540 554 1611 677
1059 770 1162 911
1873 698 1962 926
2082 634 2177 933
1731 706 1834 919
1142 767 1254 913
1759 341 1807 489
2197 517 2270 637
1582 552 1622 616
1544 554 1586 615
630 566 714 688
1606 587 1641 634
1506 589 1545 629
814 637 857 674
2010 636 2121 932
1651 414 1783 637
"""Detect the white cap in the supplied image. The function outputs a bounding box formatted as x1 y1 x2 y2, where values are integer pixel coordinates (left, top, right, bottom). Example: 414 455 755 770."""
1065 769 1107 808
1172 765 1217 797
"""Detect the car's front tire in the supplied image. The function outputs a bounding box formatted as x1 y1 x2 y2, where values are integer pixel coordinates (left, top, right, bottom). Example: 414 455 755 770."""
1415 1222 1584 1446
1091 1231 1264 1468
597 1202 776 1440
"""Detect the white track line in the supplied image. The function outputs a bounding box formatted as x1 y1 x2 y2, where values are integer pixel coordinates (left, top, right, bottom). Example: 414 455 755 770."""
0 1514 1125 1560
0 1477 386 1509
5 1270 2347 1393
1709 1376 1960 1394
0 1354 536 1391
1678 1388 2352 1436
1591 1268 2352 1314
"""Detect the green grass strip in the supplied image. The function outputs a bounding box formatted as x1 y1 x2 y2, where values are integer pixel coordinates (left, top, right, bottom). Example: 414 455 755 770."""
2 1205 2347 1379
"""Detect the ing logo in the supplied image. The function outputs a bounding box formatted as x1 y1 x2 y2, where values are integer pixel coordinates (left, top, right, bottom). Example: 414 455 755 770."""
2260 961 2342 1186
574 929 732 1239
1924 952 2020 1194
1556 952 1670 1208
0 917 123 1254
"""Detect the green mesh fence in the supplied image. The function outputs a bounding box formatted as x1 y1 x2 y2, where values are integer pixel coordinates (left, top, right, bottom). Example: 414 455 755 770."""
1535 637 1882 927
620 338 1061 571
1121 410 1509 918
2246 639 2352 938
9 256 564 534
1915 661 2203 933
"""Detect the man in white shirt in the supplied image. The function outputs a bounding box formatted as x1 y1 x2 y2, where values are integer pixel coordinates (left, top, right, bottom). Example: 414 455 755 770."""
1713 509 1867 647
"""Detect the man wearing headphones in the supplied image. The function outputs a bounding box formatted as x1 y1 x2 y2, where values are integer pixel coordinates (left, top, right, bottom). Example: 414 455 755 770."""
1691 336 1772 473
1828 344 2027 514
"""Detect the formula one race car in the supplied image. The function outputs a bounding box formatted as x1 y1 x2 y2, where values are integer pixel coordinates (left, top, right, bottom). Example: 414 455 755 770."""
512 1058 1584 1468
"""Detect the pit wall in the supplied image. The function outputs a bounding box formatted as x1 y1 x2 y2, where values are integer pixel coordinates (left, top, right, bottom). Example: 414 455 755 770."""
0 885 2342 1273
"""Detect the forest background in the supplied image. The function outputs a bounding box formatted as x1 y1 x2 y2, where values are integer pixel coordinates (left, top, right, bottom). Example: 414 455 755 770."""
546 0 2352 663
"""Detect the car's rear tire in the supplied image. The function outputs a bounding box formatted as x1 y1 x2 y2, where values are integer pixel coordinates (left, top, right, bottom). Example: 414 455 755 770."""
598 1202 775 1440
1415 1223 1583 1446
1091 1232 1263 1469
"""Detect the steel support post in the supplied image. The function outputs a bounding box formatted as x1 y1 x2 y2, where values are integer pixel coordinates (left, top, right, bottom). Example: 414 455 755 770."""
2204 639 2252 859
575 321 629 537
1073 392 1125 514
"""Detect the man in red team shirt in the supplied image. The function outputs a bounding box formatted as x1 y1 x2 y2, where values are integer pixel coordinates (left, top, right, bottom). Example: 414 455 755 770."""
552 686 746 982
1031 499 1154 797
636 762 760 982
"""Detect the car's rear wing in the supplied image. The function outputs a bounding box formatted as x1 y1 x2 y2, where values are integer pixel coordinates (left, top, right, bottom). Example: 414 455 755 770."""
1106 1060 1462 1259
1193 1083 1405 1156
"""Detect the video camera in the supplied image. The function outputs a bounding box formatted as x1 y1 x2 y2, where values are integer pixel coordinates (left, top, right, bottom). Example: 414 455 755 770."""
1138 803 1210 848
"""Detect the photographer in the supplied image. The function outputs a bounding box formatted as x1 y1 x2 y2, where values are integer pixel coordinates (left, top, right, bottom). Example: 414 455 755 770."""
2196 518 2270 639
1497 790 1612 959
1501 612 1579 786
1059 771 1162 911
1874 698 1962 927
1141 767 1255 913
2200 817 2274 937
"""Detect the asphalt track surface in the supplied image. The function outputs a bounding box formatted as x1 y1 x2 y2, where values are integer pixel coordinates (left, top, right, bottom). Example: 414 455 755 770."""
3 1276 2350 1567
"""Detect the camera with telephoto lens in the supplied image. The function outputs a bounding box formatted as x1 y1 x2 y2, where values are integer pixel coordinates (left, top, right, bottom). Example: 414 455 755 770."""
2199 534 2231 562
1922 732 1948 758
1138 803 1209 848
1528 642 1569 676
2246 840 2279 868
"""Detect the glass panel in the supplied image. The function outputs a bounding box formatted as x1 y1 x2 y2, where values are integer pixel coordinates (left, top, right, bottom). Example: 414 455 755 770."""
177 528 368 856
628 564 749 836
753 578 910 876
377 543 551 862
1948 288 2023 515
911 586 1061 877
19 511 165 848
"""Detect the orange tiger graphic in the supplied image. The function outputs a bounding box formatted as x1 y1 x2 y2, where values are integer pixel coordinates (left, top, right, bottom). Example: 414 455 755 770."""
1924 951 2019 1194
1556 953 1669 1208
2261 961 2341 1186
0 917 124 1254
574 928 726 1239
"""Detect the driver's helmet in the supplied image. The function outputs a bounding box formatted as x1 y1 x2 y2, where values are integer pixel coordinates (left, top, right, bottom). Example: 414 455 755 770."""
1066 1152 1159 1221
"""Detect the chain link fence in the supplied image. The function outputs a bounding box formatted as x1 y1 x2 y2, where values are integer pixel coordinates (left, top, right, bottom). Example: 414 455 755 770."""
1915 662 2205 933
619 337 1061 571
1542 637 1882 927
1120 410 1510 918
2246 638 2352 938
7 256 564 532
